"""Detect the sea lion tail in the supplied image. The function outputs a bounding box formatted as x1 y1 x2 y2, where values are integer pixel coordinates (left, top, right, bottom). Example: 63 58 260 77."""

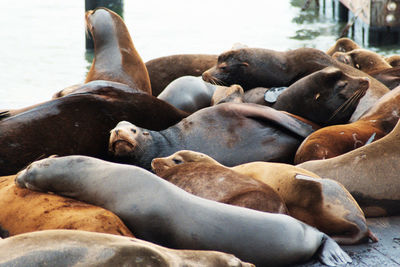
317 235 352 266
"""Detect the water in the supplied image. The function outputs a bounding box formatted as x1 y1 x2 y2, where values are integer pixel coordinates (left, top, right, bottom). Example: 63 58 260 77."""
1 0 399 109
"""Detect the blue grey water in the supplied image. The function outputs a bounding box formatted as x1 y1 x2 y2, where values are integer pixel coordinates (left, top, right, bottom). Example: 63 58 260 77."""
1 0 399 109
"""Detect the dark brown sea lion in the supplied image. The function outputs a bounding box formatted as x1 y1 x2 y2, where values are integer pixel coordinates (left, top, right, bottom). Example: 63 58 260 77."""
151 161 288 214
202 47 389 122
369 67 400 90
272 67 370 126
146 54 217 96
326 38 361 56
157 76 217 113
295 85 400 164
152 150 377 245
108 103 318 170
0 230 253 267
85 8 151 94
16 155 352 266
0 86 188 175
385 54 400 67
298 119 400 217
244 87 270 105
0 175 133 237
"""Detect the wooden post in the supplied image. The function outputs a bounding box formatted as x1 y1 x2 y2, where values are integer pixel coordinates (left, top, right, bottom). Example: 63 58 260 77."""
85 0 124 50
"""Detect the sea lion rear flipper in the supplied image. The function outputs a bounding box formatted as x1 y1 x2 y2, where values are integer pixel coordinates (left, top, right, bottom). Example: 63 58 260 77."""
318 235 352 266
233 103 316 138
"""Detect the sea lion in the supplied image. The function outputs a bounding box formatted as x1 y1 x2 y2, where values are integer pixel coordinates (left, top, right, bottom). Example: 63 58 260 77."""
295 85 400 163
108 103 318 170
326 38 361 56
0 230 253 266
272 67 370 126
146 54 217 96
202 47 389 122
152 150 377 245
211 84 245 105
298 119 400 217
85 8 151 94
152 161 288 214
0 175 133 237
332 49 392 75
385 54 400 67
16 155 352 266
157 76 216 113
369 66 400 90
244 87 270 105
0 85 188 175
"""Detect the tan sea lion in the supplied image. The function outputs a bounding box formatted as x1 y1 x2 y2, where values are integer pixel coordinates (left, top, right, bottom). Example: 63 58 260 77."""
298 119 400 217
0 230 253 266
326 38 361 56
152 150 376 245
295 85 400 164
145 54 217 96
152 161 288 214
16 155 352 266
0 175 133 238
211 84 245 105
85 8 151 94
386 54 400 67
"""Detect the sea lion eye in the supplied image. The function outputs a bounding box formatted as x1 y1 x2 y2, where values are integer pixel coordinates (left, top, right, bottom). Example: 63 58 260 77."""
131 129 136 133
172 158 182 164
143 131 149 136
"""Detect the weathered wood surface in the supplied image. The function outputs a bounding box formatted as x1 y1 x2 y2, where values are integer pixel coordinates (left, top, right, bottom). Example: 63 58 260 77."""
297 216 400 266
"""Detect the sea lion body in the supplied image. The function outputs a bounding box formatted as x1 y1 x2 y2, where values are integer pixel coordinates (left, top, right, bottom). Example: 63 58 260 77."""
0 230 253 267
85 8 151 94
0 85 187 175
152 161 288 214
16 156 351 266
152 150 376 245
146 54 217 96
211 84 245 105
295 85 400 163
157 76 216 113
272 67 370 126
109 103 317 170
298 119 400 217
202 47 389 122
0 176 133 237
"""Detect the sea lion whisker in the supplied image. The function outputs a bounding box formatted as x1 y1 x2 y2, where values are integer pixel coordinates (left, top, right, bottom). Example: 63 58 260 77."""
328 89 364 122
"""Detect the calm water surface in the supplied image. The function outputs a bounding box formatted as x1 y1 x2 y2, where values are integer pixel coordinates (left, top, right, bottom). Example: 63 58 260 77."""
1 0 399 108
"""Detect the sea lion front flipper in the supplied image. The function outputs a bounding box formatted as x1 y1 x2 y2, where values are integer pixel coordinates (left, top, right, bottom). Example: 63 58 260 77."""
231 103 317 138
318 235 352 266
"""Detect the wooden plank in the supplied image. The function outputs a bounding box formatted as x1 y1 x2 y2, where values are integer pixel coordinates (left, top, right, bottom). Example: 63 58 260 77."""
339 0 371 24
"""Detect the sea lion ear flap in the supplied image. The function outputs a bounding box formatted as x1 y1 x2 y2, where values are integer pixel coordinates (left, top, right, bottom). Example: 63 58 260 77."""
323 67 342 80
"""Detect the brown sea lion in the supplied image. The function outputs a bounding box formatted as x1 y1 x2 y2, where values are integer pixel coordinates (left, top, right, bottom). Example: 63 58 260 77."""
243 87 270 105
85 8 151 94
0 230 253 266
385 54 400 67
0 85 188 175
326 38 361 56
108 103 318 170
202 47 389 122
152 150 377 245
295 85 400 164
152 161 288 214
298 119 400 217
157 76 217 113
369 66 400 90
146 54 217 96
332 49 392 75
16 155 352 266
0 175 133 237
272 67 370 126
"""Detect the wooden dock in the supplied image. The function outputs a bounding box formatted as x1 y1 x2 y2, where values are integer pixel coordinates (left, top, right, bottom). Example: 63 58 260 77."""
320 0 400 45
297 216 400 266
